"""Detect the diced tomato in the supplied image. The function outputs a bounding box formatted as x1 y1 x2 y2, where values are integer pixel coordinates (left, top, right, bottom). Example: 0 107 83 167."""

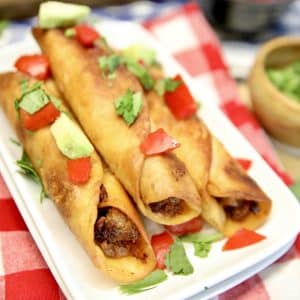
151 231 174 269
165 216 203 236
20 102 60 131
222 228 266 251
140 128 180 156
236 158 252 171
15 54 50 80
75 24 100 47
164 74 197 119
67 157 91 185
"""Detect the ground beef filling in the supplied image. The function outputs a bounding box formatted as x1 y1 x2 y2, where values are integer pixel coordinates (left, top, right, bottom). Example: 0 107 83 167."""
149 197 184 216
221 199 260 221
94 208 140 258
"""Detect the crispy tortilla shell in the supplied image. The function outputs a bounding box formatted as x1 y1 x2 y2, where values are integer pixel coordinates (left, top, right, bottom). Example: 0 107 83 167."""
0 72 155 283
33 28 202 225
146 90 271 236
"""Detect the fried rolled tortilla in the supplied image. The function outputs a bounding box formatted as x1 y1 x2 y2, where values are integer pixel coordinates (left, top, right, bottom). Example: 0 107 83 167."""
33 28 202 225
0 72 156 283
146 89 271 236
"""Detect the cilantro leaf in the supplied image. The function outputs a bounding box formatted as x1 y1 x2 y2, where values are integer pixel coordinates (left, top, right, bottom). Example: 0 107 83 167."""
154 78 181 96
9 137 21 146
140 72 154 91
165 238 193 275
290 181 300 201
165 78 181 92
180 232 223 243
181 232 223 259
16 151 46 202
193 242 211 258
114 89 143 126
98 54 122 77
119 270 167 295
125 59 154 90
28 81 42 92
96 36 112 52
19 79 29 94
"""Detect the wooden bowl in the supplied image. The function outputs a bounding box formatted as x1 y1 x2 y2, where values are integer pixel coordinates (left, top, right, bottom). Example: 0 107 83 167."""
249 37 300 148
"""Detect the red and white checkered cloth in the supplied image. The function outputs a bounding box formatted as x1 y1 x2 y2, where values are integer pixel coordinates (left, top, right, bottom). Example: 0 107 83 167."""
0 2 299 299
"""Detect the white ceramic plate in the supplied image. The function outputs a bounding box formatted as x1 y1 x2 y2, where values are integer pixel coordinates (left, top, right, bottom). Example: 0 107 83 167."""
190 237 295 300
0 20 300 300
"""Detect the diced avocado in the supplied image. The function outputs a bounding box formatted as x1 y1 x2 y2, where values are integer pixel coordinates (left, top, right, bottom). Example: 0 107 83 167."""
122 44 156 66
39 1 91 29
19 89 49 114
50 113 93 159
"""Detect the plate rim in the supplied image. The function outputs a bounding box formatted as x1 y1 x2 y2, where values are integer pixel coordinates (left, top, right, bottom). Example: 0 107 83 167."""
0 19 299 300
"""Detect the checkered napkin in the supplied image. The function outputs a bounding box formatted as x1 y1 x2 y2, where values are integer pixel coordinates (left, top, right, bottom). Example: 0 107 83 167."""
0 1 299 299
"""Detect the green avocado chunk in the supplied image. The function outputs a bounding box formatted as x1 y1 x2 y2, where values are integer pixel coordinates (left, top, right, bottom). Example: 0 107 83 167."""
50 113 93 159
122 44 156 66
19 88 49 115
39 1 91 29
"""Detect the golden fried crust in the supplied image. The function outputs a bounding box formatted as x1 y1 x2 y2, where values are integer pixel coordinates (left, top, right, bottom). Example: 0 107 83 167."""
146 91 211 192
208 137 271 236
33 28 202 225
145 90 271 236
0 72 155 283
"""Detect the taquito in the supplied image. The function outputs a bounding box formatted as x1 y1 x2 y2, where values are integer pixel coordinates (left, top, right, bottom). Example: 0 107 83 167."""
0 72 156 283
146 88 271 236
33 28 202 225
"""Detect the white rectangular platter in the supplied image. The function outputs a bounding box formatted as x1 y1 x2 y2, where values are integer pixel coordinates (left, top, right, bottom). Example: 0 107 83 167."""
0 20 300 300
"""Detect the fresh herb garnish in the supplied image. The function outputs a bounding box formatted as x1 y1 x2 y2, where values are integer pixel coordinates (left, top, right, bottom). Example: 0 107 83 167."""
181 232 223 258
0 20 9 37
19 79 29 93
125 59 154 90
181 232 223 243
16 150 46 202
194 242 212 258
290 181 300 201
154 78 181 96
114 89 143 126
119 270 167 295
96 36 113 52
98 54 122 77
9 137 21 146
165 238 193 275
97 52 154 89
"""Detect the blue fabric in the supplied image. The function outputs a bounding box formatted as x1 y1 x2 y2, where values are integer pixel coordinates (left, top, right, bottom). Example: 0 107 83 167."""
0 0 299 46
0 1 184 46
